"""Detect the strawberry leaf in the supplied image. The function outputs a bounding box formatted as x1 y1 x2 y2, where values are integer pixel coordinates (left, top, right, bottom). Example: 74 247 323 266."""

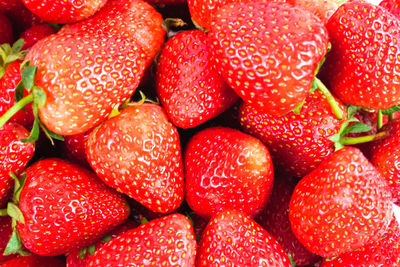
22 66 38 91
78 247 88 259
4 231 22 255
12 39 24 53
14 81 25 103
21 116 39 143
101 234 112 243
11 172 26 204
32 86 46 108
381 104 400 115
88 244 96 255
7 202 24 223
346 105 362 119
342 122 372 135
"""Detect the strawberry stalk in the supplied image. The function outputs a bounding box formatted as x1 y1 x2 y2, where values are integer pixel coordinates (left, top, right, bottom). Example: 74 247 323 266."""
339 131 387 146
0 94 33 128
377 109 383 129
314 77 343 120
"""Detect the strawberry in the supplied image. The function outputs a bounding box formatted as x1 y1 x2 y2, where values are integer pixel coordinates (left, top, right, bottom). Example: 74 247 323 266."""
239 89 346 178
22 0 107 24
0 13 13 45
4 6 44 35
208 1 329 115
257 177 321 266
289 0 337 25
323 1 400 110
0 216 17 264
17 158 130 256
86 213 197 267
156 30 238 129
86 104 184 213
380 0 400 18
184 126 273 219
321 217 400 266
197 210 291 266
0 0 24 12
19 24 57 50
61 129 92 168
0 122 34 208
289 146 394 258
1 254 65 267
369 119 400 202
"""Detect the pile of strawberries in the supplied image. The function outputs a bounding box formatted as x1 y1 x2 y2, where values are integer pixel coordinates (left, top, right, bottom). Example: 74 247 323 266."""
0 0 400 266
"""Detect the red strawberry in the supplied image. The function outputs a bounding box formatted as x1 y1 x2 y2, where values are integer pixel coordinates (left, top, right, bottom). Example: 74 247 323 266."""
0 216 17 264
0 122 34 208
156 30 238 129
0 13 13 45
380 0 400 19
86 104 184 213
369 119 400 202
184 127 273 219
321 218 400 266
257 177 321 266
17 158 130 256
239 89 346 178
61 128 92 168
208 1 329 115
4 6 44 35
66 220 140 267
289 147 393 258
0 0 24 12
197 210 291 266
323 1 400 110
290 0 337 25
86 214 197 267
19 24 57 50
1 254 65 267
22 0 107 24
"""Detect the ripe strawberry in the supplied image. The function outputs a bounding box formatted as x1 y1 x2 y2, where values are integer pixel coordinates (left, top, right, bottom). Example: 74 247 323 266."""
321 218 400 266
17 158 130 256
0 0 24 12
184 127 273 219
86 104 184 213
369 119 400 202
61 129 91 168
0 13 13 45
240 89 345 177
0 216 17 264
4 6 43 35
257 177 321 266
289 147 393 258
380 0 400 18
0 122 34 208
86 214 197 267
156 30 238 129
208 1 329 115
289 0 337 25
22 0 107 24
1 254 65 267
197 210 291 266
323 1 400 110
19 24 57 50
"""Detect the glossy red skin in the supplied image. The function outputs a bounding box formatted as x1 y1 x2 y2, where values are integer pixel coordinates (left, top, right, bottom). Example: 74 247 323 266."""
0 122 34 208
258 177 321 266
61 0 165 67
324 1 400 110
20 24 57 50
289 147 393 258
17 158 130 256
156 30 238 129
197 210 291 266
208 1 329 116
62 129 92 168
240 90 345 178
27 31 147 135
1 255 65 267
184 127 274 219
0 216 17 264
321 218 400 266
22 0 107 24
66 220 140 267
86 104 184 213
0 0 24 12
369 119 400 201
290 0 337 25
4 6 43 34
87 214 197 267
380 0 400 18
0 13 13 45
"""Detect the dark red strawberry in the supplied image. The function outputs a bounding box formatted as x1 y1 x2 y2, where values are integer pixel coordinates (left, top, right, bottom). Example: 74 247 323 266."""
86 104 184 213
156 30 238 129
19 24 57 50
321 218 400 266
22 0 107 23
0 122 34 208
184 127 273 219
380 0 400 18
289 147 393 258
208 1 329 115
197 210 291 266
369 119 400 202
1 254 65 267
323 1 400 110
17 158 130 256
240 89 346 178
0 0 24 12
86 214 197 267
257 177 321 266
0 13 13 45
4 6 44 35
0 216 17 264
61 128 92 168
66 220 139 267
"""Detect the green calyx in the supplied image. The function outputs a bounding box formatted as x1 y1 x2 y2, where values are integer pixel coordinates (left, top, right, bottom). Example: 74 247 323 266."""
0 39 27 80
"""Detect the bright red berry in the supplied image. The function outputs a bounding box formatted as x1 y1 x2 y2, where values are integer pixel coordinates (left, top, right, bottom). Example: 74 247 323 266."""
19 24 57 50
1 254 65 267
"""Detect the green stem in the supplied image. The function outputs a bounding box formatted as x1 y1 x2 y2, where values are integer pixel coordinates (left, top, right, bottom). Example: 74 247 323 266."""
388 113 394 122
340 131 387 145
0 208 7 216
0 94 33 129
377 110 383 130
314 77 343 120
